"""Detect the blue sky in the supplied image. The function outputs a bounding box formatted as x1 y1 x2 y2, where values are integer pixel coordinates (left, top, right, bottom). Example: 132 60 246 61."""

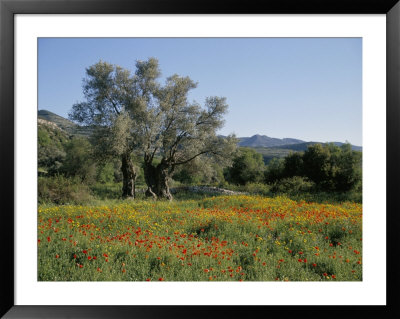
38 38 362 145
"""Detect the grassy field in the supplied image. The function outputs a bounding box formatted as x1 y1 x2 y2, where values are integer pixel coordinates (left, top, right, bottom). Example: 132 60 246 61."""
38 195 362 281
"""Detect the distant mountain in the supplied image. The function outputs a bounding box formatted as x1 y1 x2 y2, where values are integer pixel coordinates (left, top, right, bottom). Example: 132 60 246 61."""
38 110 94 137
238 134 305 148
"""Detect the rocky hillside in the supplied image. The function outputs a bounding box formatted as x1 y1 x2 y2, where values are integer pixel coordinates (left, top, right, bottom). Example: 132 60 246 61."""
38 109 94 137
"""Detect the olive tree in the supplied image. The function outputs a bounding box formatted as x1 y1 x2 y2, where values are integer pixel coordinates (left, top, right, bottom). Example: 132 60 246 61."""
142 74 237 200
70 58 236 200
69 59 160 198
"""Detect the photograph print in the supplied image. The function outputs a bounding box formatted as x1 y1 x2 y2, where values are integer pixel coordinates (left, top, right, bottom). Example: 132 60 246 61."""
37 37 362 282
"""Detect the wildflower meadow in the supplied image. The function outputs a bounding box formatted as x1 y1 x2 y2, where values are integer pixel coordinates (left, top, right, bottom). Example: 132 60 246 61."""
38 195 362 281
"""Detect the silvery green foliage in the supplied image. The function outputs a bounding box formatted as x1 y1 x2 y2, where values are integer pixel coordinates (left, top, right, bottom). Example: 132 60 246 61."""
145 73 237 169
69 58 160 160
70 61 132 126
69 57 237 198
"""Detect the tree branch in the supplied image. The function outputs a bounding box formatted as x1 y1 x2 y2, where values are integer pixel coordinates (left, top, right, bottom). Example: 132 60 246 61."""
174 149 216 166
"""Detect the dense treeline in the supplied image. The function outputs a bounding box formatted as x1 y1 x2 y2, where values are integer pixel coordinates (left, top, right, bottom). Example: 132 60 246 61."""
225 143 361 193
224 143 362 202
264 143 362 192
38 120 361 204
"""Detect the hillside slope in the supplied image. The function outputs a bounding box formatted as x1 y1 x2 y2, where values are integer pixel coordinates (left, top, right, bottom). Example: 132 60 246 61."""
38 109 94 137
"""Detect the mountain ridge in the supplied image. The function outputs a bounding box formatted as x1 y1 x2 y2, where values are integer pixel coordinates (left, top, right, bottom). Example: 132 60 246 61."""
238 134 306 148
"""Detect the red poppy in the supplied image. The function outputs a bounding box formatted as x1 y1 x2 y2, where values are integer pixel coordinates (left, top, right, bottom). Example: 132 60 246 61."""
47 237 51 242
55 254 59 259
312 263 317 267
158 277 164 281
82 250 88 254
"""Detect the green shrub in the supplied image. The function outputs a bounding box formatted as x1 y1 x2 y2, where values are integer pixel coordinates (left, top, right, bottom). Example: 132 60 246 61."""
89 182 123 200
61 137 96 183
242 182 271 195
264 158 285 183
38 175 93 204
302 143 362 192
96 162 115 184
225 148 265 185
271 176 315 194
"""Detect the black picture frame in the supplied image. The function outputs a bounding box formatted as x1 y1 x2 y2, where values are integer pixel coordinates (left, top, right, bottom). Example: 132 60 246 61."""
1 0 399 318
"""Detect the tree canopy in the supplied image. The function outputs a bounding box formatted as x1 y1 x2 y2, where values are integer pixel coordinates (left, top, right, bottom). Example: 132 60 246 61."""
226 147 265 185
69 58 237 199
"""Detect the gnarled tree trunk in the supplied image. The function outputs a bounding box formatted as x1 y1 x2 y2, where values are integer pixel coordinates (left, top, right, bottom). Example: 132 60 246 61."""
144 160 157 199
144 158 173 200
121 152 136 198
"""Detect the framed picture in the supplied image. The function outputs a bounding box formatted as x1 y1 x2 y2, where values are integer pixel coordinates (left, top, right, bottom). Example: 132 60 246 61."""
1 0 399 318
